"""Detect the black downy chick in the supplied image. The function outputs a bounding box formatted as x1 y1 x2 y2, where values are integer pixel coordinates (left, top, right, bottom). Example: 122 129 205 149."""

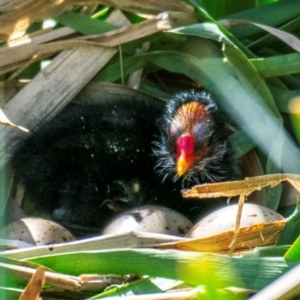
155 91 240 187
12 91 240 236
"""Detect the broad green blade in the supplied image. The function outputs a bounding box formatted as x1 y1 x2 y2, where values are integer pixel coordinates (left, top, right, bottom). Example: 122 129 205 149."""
223 44 280 117
186 0 254 57
284 235 300 260
278 198 300 247
55 11 117 35
229 130 256 157
225 0 300 39
245 245 289 258
168 23 233 45
270 87 300 113
25 248 299 291
251 53 300 78
200 0 255 20
0 286 22 300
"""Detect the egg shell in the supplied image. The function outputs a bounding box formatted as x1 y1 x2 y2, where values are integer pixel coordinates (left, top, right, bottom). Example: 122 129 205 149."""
186 203 284 239
0 218 76 246
102 205 193 236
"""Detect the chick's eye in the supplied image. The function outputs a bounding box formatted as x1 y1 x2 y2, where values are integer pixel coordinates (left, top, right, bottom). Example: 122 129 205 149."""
195 137 212 152
194 121 214 145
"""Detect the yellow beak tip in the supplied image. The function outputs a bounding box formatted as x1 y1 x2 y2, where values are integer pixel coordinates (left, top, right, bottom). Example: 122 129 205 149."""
176 158 189 176
177 168 185 176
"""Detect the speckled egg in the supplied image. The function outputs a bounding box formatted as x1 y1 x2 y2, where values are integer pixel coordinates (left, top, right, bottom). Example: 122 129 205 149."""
0 218 76 246
102 205 193 236
186 203 284 238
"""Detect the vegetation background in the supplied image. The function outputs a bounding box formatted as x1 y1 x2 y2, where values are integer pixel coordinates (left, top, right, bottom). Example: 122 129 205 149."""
1 0 300 299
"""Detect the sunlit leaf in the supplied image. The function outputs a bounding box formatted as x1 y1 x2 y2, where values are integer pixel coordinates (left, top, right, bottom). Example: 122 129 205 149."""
25 248 299 291
277 198 300 246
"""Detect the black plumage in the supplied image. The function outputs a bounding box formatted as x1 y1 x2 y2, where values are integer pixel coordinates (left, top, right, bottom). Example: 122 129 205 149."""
154 91 240 185
13 91 240 236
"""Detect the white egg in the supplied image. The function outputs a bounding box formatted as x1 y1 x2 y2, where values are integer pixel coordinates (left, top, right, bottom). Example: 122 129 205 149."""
0 218 76 246
186 203 284 238
102 205 193 236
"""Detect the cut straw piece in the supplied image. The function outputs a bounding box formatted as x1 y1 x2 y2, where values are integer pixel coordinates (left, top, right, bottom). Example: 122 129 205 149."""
18 267 45 300
0 261 81 291
183 173 300 199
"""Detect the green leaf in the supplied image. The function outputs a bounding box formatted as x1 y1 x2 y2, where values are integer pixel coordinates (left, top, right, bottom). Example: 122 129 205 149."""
270 87 300 113
246 245 289 258
139 84 172 100
200 0 256 20
278 198 300 247
284 236 300 260
168 23 233 45
0 286 22 300
186 0 254 57
251 53 300 78
229 130 256 157
55 11 117 35
90 277 183 299
265 159 282 210
26 248 299 291
223 44 283 209
225 0 300 39
223 44 280 117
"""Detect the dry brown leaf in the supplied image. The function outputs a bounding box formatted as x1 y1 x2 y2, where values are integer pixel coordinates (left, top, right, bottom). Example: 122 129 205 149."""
0 0 34 11
7 27 76 48
0 0 192 41
84 13 173 46
0 12 191 76
183 174 300 254
19 267 45 300
156 219 287 254
0 0 72 41
183 173 300 199
0 40 109 75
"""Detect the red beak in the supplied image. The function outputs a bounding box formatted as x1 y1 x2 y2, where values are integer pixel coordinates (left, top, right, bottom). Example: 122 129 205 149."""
176 134 195 176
